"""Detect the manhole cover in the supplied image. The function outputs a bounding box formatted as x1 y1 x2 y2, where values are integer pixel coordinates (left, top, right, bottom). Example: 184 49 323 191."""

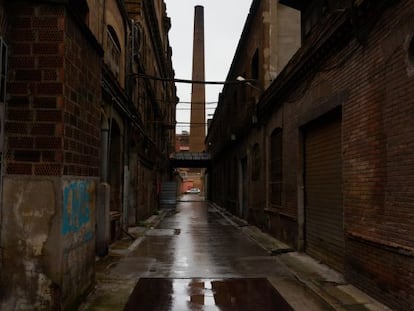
124 278 294 311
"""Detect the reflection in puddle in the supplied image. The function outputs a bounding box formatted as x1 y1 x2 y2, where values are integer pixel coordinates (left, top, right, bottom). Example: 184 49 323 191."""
124 278 294 311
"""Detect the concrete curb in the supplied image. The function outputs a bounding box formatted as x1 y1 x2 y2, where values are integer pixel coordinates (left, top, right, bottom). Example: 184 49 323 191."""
79 208 174 311
209 202 391 311
124 208 172 254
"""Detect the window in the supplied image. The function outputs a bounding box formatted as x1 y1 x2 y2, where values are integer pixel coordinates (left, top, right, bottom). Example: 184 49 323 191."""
251 143 260 181
270 129 283 208
106 26 121 78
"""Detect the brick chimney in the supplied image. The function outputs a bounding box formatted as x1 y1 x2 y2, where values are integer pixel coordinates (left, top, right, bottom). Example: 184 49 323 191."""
189 5 205 152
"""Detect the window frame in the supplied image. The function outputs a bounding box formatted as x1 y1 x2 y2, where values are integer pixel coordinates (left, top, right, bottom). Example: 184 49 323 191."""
106 25 121 78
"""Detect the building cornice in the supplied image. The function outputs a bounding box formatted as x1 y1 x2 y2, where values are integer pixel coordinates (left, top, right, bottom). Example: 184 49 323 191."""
258 0 401 119
257 11 353 117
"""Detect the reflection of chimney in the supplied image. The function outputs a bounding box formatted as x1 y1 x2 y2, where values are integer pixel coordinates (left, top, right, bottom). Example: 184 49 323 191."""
189 5 205 152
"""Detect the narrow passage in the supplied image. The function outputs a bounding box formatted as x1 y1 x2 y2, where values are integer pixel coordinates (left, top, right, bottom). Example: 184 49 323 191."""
121 195 328 310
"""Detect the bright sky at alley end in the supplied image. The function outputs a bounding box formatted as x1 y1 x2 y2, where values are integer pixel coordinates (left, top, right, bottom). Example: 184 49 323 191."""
164 0 252 133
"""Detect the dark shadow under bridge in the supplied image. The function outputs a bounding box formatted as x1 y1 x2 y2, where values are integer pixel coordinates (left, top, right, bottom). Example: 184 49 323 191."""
170 152 211 168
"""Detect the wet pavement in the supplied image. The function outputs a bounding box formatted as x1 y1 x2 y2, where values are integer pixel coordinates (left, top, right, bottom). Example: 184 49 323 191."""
124 278 293 311
129 198 290 279
80 195 391 311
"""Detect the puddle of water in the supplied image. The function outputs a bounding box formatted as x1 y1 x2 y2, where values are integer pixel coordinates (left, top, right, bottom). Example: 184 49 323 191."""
124 278 294 311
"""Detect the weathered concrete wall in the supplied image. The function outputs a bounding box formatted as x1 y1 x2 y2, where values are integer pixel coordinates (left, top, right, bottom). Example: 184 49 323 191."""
60 178 97 308
1 177 59 310
0 177 97 310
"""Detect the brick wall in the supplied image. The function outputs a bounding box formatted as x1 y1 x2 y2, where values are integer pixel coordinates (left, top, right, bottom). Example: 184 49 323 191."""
6 2 101 178
277 0 414 308
244 0 414 307
341 1 414 308
206 0 413 308
345 236 414 310
63 10 101 177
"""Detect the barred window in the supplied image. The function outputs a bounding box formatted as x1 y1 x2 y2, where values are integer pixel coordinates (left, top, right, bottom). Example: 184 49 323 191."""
270 128 282 208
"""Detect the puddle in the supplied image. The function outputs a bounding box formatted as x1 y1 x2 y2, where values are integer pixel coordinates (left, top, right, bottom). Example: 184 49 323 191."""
124 278 294 311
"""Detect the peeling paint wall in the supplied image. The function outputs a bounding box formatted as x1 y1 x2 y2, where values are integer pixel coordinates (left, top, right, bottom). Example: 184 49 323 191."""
61 178 96 308
0 177 97 310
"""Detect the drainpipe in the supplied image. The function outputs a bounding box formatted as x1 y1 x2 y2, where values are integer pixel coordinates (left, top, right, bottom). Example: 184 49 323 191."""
122 125 129 231
97 108 111 257
101 108 109 183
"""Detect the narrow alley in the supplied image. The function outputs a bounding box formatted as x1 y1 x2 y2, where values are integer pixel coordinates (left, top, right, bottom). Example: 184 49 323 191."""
0 1 413 310
80 195 387 311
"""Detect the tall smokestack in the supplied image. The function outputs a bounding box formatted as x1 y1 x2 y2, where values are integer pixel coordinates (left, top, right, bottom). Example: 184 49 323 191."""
189 5 205 152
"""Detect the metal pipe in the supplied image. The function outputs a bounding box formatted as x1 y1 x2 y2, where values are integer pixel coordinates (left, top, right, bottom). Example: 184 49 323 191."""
100 108 109 183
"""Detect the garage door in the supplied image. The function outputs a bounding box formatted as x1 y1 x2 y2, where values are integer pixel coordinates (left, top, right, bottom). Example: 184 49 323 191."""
304 112 344 272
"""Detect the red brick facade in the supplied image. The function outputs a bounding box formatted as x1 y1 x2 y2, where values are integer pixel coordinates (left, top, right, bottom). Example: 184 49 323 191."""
207 0 414 309
341 2 414 308
6 3 101 177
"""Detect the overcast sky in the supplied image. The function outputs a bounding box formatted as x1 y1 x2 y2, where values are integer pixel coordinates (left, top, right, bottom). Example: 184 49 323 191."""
164 0 252 133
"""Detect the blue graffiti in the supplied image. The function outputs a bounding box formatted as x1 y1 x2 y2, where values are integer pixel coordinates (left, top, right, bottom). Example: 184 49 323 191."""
83 231 93 242
62 181 91 235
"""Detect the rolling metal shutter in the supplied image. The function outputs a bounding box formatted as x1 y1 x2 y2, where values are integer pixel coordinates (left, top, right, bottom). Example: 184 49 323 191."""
304 112 344 272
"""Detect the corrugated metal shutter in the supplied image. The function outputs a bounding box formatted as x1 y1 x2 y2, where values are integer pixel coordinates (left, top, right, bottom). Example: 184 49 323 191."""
305 112 344 272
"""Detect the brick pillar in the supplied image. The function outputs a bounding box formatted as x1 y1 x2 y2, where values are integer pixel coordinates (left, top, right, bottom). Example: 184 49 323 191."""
189 5 205 152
